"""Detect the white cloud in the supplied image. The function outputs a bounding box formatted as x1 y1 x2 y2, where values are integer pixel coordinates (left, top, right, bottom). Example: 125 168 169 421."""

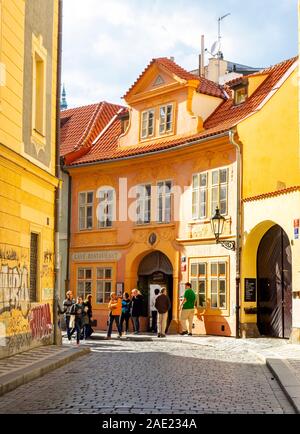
61 0 298 107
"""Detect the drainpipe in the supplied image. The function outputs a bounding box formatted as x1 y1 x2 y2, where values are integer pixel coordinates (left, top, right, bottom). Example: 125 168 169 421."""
54 0 63 345
229 129 242 339
61 162 72 288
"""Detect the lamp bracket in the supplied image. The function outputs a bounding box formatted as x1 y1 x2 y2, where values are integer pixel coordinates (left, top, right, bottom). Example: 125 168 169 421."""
219 240 235 251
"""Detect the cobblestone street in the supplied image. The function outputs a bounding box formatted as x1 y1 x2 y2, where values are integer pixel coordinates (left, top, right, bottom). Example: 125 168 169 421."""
0 338 295 414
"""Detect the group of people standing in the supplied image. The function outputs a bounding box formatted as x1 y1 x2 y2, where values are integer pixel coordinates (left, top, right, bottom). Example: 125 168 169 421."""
107 286 171 338
107 289 144 339
62 282 197 342
63 291 94 345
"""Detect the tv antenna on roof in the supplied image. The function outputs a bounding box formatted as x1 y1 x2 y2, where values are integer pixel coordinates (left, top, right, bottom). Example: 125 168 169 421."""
217 13 230 59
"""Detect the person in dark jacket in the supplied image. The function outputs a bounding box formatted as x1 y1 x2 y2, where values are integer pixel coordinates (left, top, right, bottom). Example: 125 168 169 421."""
155 287 171 338
82 294 93 340
120 292 131 335
70 296 84 345
131 289 144 334
151 288 160 333
63 290 75 342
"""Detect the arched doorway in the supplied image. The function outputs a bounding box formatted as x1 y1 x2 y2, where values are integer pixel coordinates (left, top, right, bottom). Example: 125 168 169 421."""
138 251 173 331
257 224 292 338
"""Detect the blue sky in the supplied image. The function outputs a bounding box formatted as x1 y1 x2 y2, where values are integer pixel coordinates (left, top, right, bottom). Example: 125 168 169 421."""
62 0 298 108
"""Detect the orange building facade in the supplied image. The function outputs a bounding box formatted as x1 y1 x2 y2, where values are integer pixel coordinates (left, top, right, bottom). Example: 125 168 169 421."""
61 56 297 337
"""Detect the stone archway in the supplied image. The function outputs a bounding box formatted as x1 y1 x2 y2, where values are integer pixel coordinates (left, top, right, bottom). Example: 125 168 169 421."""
257 225 292 338
138 251 173 332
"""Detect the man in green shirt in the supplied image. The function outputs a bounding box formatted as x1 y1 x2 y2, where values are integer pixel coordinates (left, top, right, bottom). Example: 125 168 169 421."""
179 282 196 336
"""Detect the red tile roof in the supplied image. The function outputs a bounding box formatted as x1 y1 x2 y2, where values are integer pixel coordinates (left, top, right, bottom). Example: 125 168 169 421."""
69 121 230 166
67 56 297 167
204 56 297 131
60 102 123 157
123 57 226 100
197 76 227 99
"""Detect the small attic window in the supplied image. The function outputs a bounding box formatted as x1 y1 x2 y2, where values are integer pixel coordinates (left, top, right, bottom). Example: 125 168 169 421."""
232 80 248 106
119 112 129 134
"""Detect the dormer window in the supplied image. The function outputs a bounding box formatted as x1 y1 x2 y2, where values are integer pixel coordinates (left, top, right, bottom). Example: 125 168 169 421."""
141 109 155 139
159 104 173 135
232 79 248 105
119 113 129 134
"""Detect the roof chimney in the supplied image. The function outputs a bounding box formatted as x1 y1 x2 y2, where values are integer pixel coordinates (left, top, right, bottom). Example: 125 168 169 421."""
170 56 175 62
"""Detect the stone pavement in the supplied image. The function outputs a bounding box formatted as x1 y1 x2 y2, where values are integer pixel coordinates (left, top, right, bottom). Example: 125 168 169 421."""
89 331 300 413
0 344 90 397
0 336 296 414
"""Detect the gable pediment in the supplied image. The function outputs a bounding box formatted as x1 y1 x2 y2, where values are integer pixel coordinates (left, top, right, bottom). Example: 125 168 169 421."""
124 62 191 103
152 74 165 87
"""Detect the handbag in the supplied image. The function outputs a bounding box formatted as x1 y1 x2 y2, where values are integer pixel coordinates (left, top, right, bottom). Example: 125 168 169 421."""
91 319 97 327
69 315 75 329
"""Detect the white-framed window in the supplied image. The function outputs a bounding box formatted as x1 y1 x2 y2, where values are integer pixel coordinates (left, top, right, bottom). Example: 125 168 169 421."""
97 188 115 228
141 109 155 139
210 262 227 309
159 104 173 135
191 262 207 307
136 184 151 224
192 172 207 220
157 180 172 223
79 191 94 230
234 86 248 105
96 268 112 304
211 168 228 216
77 268 92 299
190 260 227 310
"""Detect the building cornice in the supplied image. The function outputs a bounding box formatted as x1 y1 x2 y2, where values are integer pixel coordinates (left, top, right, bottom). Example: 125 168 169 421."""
243 186 300 203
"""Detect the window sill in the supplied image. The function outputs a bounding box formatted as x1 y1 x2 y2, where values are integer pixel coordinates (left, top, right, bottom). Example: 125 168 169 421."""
76 228 117 234
189 215 230 225
133 222 175 230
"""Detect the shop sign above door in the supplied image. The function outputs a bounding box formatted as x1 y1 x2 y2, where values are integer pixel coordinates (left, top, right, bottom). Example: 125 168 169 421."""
72 251 122 262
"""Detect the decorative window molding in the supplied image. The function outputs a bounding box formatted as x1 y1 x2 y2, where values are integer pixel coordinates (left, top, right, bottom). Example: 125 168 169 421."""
192 172 207 220
140 109 155 139
97 187 116 228
190 259 228 310
159 104 173 135
78 191 94 231
96 267 113 304
211 168 228 216
77 268 92 300
31 33 47 154
136 184 151 225
157 180 172 223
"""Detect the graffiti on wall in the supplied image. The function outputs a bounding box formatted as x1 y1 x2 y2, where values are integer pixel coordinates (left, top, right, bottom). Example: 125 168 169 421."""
0 264 30 316
29 304 52 339
0 245 54 353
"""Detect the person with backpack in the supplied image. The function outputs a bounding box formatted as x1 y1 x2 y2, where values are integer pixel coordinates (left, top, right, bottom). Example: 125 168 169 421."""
63 290 75 342
120 292 131 335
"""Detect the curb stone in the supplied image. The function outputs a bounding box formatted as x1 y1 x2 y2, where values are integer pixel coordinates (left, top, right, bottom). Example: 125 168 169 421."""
266 358 300 414
0 346 90 397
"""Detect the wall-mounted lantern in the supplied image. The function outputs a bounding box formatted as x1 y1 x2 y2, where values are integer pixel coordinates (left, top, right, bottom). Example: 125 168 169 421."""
211 207 235 251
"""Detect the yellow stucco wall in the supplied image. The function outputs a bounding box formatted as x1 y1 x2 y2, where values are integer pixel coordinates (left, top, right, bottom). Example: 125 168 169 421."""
238 64 299 336
0 0 25 153
0 0 59 358
238 69 299 198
